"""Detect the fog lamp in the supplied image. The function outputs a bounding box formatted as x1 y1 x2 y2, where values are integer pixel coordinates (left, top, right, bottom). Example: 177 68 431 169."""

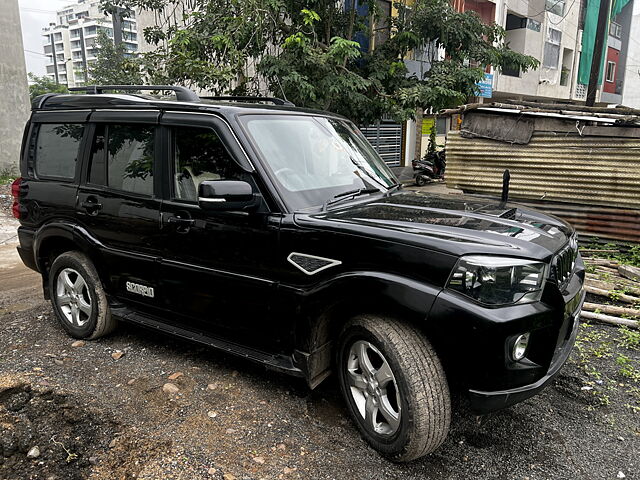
512 333 530 361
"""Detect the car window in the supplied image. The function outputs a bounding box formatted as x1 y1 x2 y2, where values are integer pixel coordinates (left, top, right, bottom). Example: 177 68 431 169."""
172 126 244 202
35 123 85 180
88 124 155 196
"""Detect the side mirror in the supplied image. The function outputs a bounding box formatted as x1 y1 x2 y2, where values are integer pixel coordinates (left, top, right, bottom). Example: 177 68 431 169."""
198 180 257 211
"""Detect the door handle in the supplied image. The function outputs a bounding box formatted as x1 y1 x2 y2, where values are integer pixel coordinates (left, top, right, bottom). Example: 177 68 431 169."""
166 213 194 233
80 196 102 215
166 216 195 226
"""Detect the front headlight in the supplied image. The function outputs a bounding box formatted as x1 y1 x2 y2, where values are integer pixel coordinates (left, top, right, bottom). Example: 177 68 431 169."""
447 255 548 305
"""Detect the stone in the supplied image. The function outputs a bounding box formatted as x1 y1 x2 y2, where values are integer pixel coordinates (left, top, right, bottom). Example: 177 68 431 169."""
223 474 236 480
27 446 40 459
168 372 183 380
283 467 295 474
54 359 64 366
208 467 217 475
252 456 265 464
108 439 117 448
225 428 236 434
89 456 99 465
111 351 124 360
207 411 217 418
71 340 85 348
207 383 218 390
617 472 626 479
127 379 136 385
163 383 180 394
276 444 286 451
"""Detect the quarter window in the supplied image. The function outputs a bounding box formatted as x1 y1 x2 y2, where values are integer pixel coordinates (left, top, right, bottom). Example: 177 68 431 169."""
35 123 85 180
172 127 244 201
88 124 155 195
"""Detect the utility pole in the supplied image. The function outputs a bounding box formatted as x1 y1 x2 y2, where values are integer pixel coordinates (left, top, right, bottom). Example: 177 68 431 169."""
586 0 612 106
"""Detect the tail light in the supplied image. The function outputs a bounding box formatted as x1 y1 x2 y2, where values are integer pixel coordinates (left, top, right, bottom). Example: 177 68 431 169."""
11 177 22 219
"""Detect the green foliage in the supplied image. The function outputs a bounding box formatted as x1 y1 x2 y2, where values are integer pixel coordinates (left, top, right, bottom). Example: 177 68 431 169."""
28 73 68 100
99 0 538 124
618 327 640 350
0 168 17 185
583 241 640 268
616 354 640 381
89 30 143 85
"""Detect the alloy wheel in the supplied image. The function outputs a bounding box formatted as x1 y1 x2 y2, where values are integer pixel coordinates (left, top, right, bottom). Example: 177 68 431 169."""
55 267 92 327
346 340 402 436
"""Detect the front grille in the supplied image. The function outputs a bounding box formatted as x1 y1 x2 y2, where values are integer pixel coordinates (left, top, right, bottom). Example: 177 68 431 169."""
552 235 579 290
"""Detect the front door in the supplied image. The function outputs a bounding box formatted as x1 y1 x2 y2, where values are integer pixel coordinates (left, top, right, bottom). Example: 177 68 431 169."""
158 116 283 351
76 117 163 313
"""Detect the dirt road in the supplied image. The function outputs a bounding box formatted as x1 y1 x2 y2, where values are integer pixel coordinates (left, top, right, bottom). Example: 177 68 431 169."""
0 211 638 480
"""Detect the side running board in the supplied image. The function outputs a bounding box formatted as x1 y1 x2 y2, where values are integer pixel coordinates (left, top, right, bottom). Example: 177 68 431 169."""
111 306 303 377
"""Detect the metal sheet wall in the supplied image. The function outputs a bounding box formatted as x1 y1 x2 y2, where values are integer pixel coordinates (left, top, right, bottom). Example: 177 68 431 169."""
445 131 640 242
445 131 640 209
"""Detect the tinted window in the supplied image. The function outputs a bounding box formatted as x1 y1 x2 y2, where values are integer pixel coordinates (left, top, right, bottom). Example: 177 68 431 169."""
172 127 243 201
88 124 155 195
35 123 85 179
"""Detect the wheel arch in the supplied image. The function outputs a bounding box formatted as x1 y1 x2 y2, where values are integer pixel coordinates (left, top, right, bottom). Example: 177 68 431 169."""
34 222 105 299
292 272 442 389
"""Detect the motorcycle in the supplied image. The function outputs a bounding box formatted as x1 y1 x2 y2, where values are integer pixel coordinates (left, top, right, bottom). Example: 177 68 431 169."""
413 150 446 186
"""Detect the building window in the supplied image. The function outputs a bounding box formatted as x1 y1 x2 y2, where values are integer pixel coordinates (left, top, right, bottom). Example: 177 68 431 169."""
543 28 562 69
609 22 622 38
606 61 616 82
546 0 565 15
506 13 527 30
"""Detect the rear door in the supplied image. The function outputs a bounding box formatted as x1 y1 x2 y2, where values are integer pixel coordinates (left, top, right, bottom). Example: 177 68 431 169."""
23 111 91 228
158 113 284 350
76 111 163 312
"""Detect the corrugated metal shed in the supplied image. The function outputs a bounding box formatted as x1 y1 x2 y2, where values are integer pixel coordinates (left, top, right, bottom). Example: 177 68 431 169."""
443 102 640 243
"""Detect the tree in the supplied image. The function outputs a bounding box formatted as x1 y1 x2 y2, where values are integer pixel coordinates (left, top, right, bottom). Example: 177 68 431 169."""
100 0 538 124
88 29 143 85
28 73 68 100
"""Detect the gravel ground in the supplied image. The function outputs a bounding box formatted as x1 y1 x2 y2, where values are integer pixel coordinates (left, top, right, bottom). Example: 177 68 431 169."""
0 212 638 480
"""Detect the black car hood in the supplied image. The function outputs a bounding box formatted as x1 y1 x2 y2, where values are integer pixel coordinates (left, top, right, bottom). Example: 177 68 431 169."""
294 191 573 260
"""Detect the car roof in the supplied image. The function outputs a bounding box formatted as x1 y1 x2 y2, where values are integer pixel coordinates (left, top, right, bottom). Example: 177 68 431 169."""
32 92 347 121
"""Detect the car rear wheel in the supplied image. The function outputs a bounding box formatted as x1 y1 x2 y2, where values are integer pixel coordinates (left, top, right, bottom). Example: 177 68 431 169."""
49 251 116 340
337 315 451 462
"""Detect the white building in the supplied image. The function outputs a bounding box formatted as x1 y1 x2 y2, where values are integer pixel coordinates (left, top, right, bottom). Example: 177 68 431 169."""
621 0 640 107
42 0 139 87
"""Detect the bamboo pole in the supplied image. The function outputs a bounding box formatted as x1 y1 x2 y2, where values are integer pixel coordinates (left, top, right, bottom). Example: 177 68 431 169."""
584 285 640 304
580 311 639 329
582 302 640 318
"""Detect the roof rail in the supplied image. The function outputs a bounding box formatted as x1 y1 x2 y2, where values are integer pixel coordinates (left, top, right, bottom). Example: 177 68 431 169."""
68 85 200 102
201 96 295 106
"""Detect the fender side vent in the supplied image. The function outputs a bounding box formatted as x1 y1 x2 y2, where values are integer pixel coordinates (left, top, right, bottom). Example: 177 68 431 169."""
287 252 342 275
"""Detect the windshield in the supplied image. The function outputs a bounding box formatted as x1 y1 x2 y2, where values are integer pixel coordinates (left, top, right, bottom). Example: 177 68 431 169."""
240 115 398 210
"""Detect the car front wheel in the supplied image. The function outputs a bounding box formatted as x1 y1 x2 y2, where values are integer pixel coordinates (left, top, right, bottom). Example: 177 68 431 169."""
337 315 451 462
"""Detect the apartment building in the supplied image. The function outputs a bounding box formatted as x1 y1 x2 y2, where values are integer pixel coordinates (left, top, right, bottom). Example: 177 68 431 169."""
460 0 634 105
42 0 139 87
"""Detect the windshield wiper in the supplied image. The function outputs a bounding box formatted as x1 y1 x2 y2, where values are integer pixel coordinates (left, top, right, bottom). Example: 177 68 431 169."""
384 183 402 196
322 188 381 211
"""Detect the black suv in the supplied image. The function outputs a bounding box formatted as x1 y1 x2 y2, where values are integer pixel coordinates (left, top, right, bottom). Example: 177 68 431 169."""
13 85 585 462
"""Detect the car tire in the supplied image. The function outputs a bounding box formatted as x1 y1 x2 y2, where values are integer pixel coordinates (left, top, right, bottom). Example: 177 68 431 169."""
49 251 116 340
337 314 451 462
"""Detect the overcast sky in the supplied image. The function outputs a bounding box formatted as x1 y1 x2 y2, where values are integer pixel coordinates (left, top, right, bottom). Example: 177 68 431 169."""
19 0 76 76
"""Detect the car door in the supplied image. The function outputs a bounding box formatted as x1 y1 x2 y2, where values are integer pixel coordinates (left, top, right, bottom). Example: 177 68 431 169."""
76 111 163 313
158 113 284 351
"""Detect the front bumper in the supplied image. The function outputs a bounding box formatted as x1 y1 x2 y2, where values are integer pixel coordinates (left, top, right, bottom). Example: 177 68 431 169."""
468 286 585 413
